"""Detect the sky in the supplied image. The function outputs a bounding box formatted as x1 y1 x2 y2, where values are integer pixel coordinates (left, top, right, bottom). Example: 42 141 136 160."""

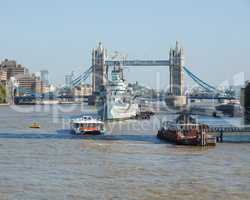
0 0 249 89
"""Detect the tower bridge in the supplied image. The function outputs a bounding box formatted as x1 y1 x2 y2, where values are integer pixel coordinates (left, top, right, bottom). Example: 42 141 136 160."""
90 42 230 96
68 41 234 105
90 41 186 107
91 42 183 92
14 42 234 104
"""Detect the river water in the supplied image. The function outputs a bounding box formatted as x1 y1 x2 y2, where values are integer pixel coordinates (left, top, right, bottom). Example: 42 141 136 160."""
0 104 250 200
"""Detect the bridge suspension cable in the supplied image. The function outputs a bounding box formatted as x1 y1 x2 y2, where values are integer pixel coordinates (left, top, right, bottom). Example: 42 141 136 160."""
71 66 93 86
69 64 222 95
183 66 219 93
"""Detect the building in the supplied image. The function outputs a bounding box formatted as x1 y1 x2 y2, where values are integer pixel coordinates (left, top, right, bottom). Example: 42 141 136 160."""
74 84 92 97
241 81 250 122
15 74 44 95
40 70 49 86
92 42 107 93
65 72 74 88
0 69 7 85
0 59 27 80
41 82 50 94
0 59 16 70
241 81 250 110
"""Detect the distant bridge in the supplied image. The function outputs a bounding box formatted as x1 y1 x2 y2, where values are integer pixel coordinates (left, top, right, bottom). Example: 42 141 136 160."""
188 95 236 100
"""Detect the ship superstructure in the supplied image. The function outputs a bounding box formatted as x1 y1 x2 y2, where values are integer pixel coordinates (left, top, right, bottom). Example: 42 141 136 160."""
99 66 138 120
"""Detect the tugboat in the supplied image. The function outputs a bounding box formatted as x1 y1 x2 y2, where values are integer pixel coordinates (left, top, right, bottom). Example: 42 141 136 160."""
157 111 216 146
70 115 105 135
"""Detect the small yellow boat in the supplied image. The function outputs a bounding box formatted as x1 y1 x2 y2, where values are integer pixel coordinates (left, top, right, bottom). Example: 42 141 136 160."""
29 123 41 129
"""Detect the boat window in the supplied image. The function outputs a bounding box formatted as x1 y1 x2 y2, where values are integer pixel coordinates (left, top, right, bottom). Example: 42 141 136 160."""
95 124 99 129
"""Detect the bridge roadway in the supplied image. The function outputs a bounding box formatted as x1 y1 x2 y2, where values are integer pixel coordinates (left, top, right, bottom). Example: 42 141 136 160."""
105 60 170 66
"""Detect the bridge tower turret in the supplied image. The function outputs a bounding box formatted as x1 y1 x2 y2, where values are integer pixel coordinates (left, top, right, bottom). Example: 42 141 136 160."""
92 42 108 93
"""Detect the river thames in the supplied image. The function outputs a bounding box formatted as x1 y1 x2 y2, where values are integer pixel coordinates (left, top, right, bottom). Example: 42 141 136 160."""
0 104 250 200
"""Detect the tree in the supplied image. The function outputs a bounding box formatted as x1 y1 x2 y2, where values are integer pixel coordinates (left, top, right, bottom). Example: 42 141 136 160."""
0 84 6 103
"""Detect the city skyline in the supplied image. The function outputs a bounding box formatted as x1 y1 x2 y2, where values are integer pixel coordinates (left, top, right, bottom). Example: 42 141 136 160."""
0 0 249 89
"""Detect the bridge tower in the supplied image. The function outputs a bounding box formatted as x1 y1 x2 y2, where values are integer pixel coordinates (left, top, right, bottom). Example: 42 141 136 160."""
166 41 187 108
92 42 108 93
169 41 185 95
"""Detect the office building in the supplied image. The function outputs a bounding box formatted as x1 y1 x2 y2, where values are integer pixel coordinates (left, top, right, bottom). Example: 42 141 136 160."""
0 70 7 85
0 59 27 80
15 74 44 95
74 84 92 97
40 70 49 86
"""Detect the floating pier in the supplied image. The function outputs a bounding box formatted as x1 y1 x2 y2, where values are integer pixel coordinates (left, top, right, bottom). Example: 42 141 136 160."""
208 126 250 142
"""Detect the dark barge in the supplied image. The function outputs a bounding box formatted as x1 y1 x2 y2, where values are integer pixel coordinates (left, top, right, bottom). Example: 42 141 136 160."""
157 111 216 146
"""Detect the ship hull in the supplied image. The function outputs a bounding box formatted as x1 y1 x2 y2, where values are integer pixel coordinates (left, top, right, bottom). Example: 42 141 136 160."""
105 102 138 120
157 129 199 145
70 125 105 135
72 129 104 135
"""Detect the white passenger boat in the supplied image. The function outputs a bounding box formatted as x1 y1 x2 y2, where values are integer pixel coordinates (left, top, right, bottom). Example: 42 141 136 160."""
70 115 105 135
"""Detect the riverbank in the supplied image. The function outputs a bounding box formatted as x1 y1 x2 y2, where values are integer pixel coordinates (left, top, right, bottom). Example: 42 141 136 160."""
0 103 9 106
